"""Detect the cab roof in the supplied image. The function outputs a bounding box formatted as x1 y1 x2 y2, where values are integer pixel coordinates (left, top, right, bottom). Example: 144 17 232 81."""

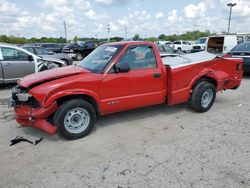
103 41 154 46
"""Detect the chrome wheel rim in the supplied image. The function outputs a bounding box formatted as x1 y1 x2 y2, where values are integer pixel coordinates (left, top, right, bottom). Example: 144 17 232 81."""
64 108 90 134
201 89 214 108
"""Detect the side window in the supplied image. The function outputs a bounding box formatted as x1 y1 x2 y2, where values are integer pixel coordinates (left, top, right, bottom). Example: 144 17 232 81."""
23 47 34 53
1 47 29 61
165 46 175 53
35 47 49 55
117 46 157 70
237 36 244 45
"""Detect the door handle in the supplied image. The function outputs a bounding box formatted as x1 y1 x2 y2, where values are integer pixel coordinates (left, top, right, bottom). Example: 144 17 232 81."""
153 73 161 78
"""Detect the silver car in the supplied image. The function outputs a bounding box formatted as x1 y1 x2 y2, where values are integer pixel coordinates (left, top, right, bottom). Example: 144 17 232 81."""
22 46 73 65
0 43 66 85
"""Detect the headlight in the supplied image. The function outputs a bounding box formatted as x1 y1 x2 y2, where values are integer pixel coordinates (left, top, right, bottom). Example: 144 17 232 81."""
16 93 32 102
70 49 74 53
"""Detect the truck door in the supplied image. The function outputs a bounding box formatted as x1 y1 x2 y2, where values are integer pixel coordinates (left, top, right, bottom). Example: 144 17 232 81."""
0 47 35 84
101 45 166 114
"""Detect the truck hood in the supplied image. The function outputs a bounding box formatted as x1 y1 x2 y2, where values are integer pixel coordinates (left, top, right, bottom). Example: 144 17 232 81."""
18 65 89 88
38 56 66 65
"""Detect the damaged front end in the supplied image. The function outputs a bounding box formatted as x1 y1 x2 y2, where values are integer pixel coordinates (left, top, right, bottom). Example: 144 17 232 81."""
10 85 58 135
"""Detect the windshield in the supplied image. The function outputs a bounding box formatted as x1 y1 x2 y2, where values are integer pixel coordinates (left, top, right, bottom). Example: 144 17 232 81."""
195 38 207 44
79 45 123 73
232 43 250 51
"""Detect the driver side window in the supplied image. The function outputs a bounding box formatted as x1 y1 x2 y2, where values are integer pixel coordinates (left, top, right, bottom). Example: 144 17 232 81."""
1 47 29 61
116 45 157 71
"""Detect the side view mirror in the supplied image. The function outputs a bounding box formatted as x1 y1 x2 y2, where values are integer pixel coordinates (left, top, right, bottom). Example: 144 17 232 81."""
115 62 130 73
28 55 34 61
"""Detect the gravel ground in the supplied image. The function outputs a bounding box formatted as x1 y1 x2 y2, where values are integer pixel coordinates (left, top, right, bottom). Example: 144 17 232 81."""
0 76 249 188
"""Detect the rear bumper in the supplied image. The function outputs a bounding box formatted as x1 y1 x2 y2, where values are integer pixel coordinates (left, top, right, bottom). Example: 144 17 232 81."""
191 49 204 53
14 101 58 135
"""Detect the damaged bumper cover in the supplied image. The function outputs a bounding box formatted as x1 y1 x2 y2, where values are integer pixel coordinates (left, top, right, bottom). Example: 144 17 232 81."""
14 101 58 135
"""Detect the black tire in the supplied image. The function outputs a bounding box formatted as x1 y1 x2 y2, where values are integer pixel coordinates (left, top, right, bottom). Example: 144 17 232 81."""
177 48 182 52
61 58 69 65
189 81 216 113
75 52 83 61
53 99 96 140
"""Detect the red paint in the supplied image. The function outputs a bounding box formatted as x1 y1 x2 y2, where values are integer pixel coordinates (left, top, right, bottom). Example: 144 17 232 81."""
15 102 58 134
14 41 243 135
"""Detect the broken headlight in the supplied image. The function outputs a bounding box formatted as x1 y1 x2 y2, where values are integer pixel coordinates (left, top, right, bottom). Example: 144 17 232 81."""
16 93 32 102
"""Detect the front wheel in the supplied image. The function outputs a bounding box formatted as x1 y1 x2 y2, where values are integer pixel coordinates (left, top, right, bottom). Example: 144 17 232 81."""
189 81 216 113
75 52 83 61
53 99 96 140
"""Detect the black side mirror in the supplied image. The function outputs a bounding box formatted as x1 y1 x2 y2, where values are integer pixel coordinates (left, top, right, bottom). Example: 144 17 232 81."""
28 55 34 61
115 62 130 73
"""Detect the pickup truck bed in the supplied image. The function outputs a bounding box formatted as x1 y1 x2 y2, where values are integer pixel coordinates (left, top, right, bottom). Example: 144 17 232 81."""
162 52 216 68
162 52 242 105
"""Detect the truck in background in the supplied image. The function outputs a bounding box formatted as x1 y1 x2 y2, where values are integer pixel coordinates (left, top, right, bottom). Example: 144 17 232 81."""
206 34 250 55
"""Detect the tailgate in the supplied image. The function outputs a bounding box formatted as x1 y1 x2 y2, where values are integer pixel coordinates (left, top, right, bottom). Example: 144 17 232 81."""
222 57 243 89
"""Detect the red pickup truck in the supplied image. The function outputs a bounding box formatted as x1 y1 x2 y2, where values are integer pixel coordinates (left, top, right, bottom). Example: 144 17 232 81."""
10 41 243 139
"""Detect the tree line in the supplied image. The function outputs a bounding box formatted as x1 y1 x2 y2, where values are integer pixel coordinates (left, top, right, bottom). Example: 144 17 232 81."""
0 30 213 44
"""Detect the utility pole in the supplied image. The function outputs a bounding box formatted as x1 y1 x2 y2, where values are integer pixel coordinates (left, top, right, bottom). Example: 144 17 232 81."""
227 3 237 33
107 24 110 42
125 26 128 39
63 21 68 44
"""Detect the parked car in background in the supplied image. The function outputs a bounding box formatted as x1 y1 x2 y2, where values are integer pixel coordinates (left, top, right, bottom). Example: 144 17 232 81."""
62 41 100 61
156 44 183 58
40 43 63 53
206 34 250 55
0 43 66 85
224 42 250 73
155 41 172 45
192 37 208 53
22 46 73 65
171 41 192 53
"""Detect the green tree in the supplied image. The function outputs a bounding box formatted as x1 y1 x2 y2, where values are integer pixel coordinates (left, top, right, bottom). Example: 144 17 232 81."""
73 36 78 44
158 34 166 40
133 34 140 41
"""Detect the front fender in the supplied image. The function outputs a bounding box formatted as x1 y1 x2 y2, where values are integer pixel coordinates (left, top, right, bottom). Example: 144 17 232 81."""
43 89 101 108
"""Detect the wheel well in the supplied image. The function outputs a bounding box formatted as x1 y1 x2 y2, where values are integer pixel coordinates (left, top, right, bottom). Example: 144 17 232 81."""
192 76 218 90
57 94 100 114
61 58 69 64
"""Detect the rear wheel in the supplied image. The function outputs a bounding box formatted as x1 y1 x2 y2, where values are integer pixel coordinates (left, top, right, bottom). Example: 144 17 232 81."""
54 99 96 139
189 81 216 113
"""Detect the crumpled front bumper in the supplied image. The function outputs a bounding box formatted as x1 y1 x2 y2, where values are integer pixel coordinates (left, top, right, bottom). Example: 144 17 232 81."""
14 101 58 135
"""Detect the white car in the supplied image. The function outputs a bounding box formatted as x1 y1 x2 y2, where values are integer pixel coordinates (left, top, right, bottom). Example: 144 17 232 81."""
171 41 192 53
192 37 208 53
0 43 66 85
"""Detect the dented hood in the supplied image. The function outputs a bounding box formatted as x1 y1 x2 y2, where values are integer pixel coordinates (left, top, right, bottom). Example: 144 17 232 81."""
18 65 89 88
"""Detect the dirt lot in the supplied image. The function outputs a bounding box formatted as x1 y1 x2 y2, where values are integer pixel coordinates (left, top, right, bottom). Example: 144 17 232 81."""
0 76 250 188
